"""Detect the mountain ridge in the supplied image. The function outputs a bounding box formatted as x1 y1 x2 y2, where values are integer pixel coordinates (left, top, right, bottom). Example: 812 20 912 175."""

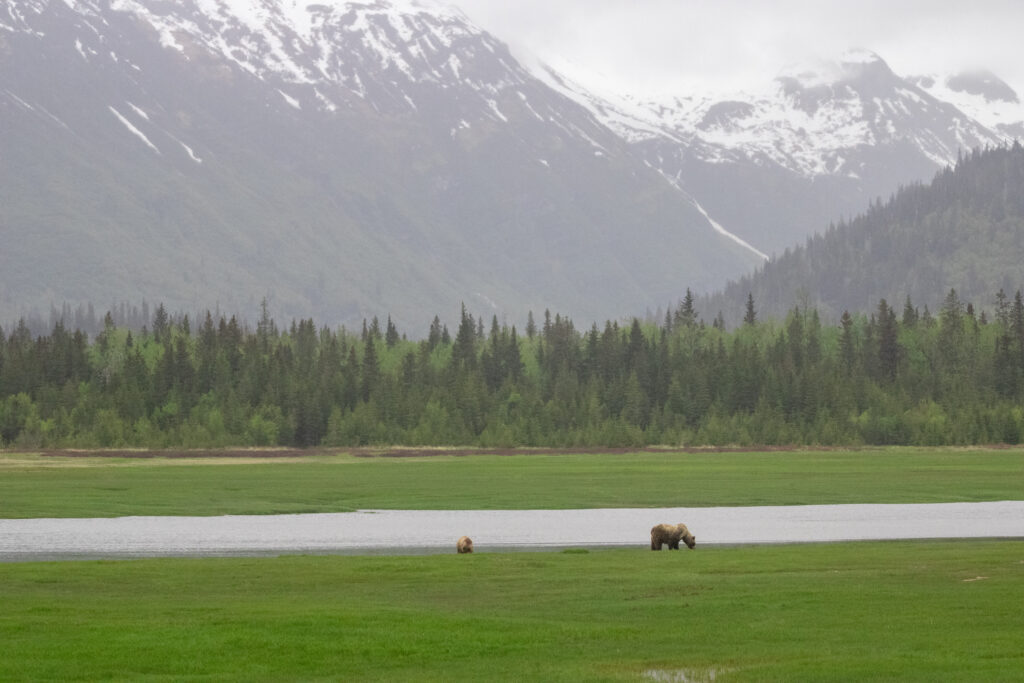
3 0 1023 330
1 0 760 329
541 48 1020 256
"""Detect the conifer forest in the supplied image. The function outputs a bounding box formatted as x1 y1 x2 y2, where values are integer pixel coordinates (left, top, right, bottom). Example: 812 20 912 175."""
3 287 1024 449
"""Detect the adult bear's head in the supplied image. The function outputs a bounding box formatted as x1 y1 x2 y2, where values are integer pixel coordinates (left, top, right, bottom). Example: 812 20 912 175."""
680 525 696 549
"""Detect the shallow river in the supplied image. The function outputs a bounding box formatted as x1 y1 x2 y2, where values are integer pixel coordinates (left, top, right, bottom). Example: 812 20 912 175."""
2 501 1023 561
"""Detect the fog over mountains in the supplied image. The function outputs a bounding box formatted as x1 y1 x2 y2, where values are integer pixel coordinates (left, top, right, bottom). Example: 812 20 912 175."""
547 49 1016 255
2 0 1021 330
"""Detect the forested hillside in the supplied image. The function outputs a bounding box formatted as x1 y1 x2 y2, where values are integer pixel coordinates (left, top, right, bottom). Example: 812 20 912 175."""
703 143 1024 324
3 290 1024 449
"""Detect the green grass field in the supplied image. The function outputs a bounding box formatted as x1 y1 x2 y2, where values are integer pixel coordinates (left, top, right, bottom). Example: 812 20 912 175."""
1 541 1022 681
3 449 1022 679
1 447 1022 518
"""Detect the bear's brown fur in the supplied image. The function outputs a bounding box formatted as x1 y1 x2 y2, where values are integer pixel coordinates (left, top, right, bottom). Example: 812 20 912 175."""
650 523 696 550
456 536 474 554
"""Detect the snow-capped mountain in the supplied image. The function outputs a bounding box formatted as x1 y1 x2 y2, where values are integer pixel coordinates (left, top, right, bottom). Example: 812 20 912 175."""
909 69 1024 141
0 0 760 328
54 0 557 123
543 50 1018 255
3 1 1022 328
3 0 616 160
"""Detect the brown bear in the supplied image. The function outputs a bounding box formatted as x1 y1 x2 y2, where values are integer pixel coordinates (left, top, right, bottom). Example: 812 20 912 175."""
456 536 474 554
650 523 696 550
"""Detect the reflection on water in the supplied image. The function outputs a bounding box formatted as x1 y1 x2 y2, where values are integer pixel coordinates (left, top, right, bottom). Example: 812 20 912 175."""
2 502 1023 562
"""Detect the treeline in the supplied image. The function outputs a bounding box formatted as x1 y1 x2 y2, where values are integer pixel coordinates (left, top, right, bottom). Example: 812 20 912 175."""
3 288 1024 449
9 301 237 340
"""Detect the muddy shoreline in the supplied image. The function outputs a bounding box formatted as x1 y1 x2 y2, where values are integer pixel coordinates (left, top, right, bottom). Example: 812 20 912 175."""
27 445 891 459
26 444 1023 460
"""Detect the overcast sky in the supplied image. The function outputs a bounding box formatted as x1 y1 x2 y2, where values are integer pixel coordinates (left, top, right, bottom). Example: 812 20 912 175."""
454 0 1024 97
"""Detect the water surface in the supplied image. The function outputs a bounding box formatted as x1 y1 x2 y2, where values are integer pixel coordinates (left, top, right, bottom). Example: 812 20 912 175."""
2 501 1022 561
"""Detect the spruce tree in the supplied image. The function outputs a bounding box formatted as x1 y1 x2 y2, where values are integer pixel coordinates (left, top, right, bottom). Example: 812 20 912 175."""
743 293 757 326
152 304 169 343
428 316 442 349
257 297 276 348
876 299 900 382
385 315 399 348
675 288 697 328
838 312 855 375
361 336 379 402
901 296 918 327
452 304 476 369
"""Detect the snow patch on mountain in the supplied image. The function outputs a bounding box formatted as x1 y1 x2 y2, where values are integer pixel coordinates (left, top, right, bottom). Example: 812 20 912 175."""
127 102 149 120
46 0 491 100
108 105 160 153
278 89 301 108
5 88 73 131
910 72 1024 138
484 98 506 122
649 162 769 261
530 55 697 144
175 138 203 163
4 1 47 36
689 196 769 262
5 89 36 111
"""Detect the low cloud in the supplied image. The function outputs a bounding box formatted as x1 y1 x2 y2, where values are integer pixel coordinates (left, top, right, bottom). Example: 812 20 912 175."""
456 0 1024 96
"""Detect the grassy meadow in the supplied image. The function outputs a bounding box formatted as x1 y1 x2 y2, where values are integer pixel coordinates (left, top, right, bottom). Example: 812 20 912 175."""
1 447 1022 518
3 447 1022 680
2 541 1022 681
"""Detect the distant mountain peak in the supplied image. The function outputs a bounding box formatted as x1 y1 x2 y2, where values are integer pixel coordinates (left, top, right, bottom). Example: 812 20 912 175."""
23 0 534 121
775 48 891 89
547 46 1000 183
529 44 1017 257
909 68 1024 138
37 0 484 82
945 69 1019 104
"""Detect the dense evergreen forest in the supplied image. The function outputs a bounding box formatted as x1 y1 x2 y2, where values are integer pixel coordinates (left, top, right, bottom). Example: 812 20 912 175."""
703 143 1024 324
3 286 1024 449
